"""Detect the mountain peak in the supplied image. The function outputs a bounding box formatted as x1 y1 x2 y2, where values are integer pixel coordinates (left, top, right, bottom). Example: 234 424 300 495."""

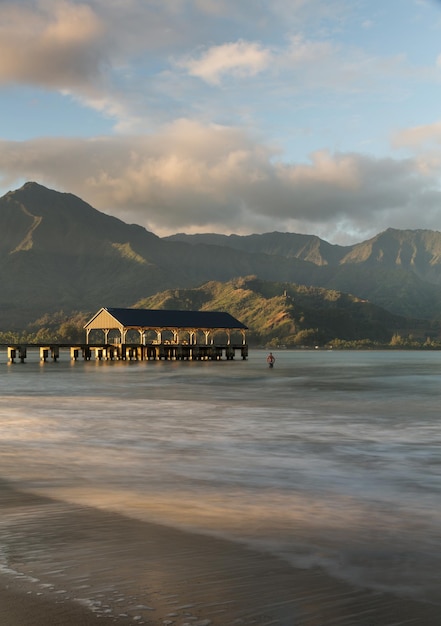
22 181 48 190
6 181 79 208
13 181 62 195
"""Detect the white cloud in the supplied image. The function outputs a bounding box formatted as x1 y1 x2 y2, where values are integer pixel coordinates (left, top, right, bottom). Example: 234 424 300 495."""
393 122 441 149
285 35 335 64
179 40 272 85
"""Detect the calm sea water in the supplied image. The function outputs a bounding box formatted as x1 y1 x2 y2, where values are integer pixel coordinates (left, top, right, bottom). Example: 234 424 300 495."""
0 349 440 603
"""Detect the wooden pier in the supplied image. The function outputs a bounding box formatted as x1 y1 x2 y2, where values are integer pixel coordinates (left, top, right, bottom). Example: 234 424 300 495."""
3 342 248 363
3 307 249 364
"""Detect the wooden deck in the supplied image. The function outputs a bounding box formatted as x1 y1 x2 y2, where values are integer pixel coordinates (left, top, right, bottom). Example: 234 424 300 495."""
3 343 248 363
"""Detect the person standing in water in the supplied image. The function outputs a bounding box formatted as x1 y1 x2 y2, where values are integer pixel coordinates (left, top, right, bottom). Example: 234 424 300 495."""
266 352 275 368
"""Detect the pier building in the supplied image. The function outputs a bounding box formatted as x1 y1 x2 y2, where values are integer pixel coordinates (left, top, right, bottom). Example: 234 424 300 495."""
83 307 248 361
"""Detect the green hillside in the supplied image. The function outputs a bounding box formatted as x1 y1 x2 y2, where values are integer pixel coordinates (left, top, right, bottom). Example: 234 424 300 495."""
3 277 438 348
134 277 427 347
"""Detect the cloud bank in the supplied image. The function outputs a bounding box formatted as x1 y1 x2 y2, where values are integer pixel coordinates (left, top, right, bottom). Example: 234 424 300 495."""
1 120 440 243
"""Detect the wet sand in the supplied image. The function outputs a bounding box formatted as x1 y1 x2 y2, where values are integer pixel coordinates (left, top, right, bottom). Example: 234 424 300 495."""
1 480 439 626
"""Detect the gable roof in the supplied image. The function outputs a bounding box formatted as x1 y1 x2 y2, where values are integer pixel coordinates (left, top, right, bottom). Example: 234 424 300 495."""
85 307 247 330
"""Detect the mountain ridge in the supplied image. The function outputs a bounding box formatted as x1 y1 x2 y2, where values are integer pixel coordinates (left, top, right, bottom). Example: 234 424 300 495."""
1 182 441 330
166 227 441 280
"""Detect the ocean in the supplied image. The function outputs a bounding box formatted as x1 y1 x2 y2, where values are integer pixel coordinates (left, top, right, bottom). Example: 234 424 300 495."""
0 348 440 613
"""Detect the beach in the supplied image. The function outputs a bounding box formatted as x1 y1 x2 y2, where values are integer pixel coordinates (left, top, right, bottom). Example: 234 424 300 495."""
1 480 439 626
1 350 440 624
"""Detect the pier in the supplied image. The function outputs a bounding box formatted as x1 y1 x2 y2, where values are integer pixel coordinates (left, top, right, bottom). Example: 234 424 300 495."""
3 307 249 364
3 342 248 363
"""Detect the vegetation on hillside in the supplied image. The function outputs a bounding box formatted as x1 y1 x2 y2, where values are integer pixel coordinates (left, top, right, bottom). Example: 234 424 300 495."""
134 276 441 348
1 277 440 349
0 311 88 345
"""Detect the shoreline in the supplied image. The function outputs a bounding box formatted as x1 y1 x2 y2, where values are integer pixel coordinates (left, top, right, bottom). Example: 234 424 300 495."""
1 480 439 626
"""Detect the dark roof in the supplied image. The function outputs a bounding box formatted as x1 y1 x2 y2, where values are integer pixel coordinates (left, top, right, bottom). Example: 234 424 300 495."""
103 307 247 330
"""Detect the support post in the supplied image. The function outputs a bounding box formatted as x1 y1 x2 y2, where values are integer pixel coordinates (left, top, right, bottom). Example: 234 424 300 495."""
226 346 235 360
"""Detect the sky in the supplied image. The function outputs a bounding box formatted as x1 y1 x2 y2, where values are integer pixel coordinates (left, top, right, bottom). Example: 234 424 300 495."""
1 0 441 244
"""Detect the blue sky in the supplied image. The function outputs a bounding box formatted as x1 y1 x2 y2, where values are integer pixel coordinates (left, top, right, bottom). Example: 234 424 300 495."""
1 0 441 243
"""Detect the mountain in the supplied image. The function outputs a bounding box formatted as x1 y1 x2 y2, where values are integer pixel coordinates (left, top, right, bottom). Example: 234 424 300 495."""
1 181 441 330
165 228 441 282
0 182 167 326
166 231 349 265
165 230 441 317
0 182 316 327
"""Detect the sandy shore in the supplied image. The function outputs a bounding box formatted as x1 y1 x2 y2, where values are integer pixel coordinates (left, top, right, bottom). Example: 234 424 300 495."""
1 480 439 626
